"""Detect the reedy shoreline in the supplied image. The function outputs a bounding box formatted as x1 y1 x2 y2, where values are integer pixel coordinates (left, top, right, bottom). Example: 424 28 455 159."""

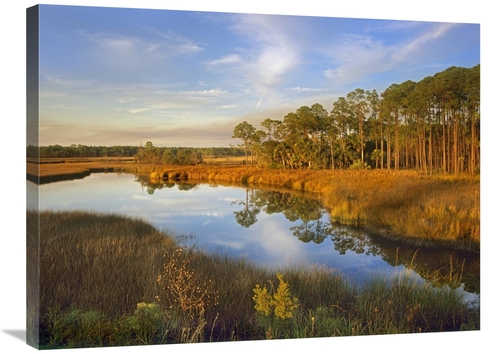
148 165 480 252
27 161 480 252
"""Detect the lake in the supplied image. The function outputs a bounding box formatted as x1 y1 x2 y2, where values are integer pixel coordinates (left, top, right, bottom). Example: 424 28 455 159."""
27 172 480 303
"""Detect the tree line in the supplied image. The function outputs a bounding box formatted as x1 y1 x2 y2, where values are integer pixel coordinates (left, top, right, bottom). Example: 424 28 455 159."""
132 143 246 165
232 65 480 175
27 143 245 164
26 144 140 159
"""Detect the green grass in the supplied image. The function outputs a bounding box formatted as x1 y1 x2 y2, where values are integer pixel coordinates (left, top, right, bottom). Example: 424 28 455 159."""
27 210 479 349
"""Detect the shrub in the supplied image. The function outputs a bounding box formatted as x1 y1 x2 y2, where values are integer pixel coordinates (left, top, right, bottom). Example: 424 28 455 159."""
45 307 111 348
253 273 300 339
155 248 219 342
125 302 165 345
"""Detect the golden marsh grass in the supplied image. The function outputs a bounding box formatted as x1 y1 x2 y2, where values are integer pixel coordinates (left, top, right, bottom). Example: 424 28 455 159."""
149 166 479 251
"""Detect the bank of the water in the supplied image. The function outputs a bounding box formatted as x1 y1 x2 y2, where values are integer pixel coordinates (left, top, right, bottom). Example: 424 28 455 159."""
27 210 479 348
149 165 480 252
26 162 480 252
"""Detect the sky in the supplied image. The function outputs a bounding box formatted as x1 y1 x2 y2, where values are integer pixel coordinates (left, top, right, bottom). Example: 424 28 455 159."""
36 4 480 148
1 2 497 354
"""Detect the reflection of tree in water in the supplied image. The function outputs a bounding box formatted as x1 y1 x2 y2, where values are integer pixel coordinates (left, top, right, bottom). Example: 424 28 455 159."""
232 188 480 294
367 236 480 295
231 189 259 228
233 189 331 242
252 190 323 223
326 226 479 294
134 175 197 194
234 207 259 228
328 225 382 256
290 220 330 244
134 178 480 295
176 183 198 191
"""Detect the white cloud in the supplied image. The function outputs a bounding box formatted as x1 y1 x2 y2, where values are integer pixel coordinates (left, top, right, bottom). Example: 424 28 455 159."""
255 94 264 108
76 30 138 52
287 86 323 92
52 103 72 110
39 91 67 98
391 22 456 62
158 30 204 54
322 22 459 86
207 53 241 66
323 21 462 85
323 65 386 86
180 88 228 96
322 34 391 85
42 75 91 88
211 14 303 101
116 97 138 103
128 108 150 114
77 28 203 61
149 102 189 109
250 44 297 89
178 42 204 54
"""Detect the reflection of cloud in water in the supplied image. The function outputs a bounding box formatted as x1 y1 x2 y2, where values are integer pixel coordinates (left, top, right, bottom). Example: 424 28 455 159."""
131 194 150 201
205 238 247 252
127 192 233 220
252 217 304 267
219 197 239 202
331 248 385 269
150 210 230 221
37 174 480 293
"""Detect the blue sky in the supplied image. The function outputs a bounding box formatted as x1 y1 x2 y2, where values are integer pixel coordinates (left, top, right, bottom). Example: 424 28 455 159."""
37 4 480 147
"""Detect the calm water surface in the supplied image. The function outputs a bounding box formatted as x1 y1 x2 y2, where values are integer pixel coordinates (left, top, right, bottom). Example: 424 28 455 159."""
27 172 479 302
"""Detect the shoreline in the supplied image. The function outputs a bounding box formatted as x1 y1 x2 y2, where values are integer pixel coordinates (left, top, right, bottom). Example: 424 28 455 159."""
26 160 480 252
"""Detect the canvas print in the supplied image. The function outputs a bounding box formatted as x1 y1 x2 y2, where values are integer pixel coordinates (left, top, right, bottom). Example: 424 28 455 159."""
26 4 480 350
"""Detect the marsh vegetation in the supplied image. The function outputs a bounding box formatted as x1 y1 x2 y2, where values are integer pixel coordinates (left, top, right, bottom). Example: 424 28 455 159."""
27 210 479 348
26 156 480 349
149 165 479 251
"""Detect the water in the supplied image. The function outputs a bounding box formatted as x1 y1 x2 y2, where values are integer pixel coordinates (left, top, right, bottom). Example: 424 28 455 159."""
27 172 479 301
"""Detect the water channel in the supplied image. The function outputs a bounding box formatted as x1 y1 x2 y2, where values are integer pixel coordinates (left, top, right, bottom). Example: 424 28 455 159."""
27 172 480 304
